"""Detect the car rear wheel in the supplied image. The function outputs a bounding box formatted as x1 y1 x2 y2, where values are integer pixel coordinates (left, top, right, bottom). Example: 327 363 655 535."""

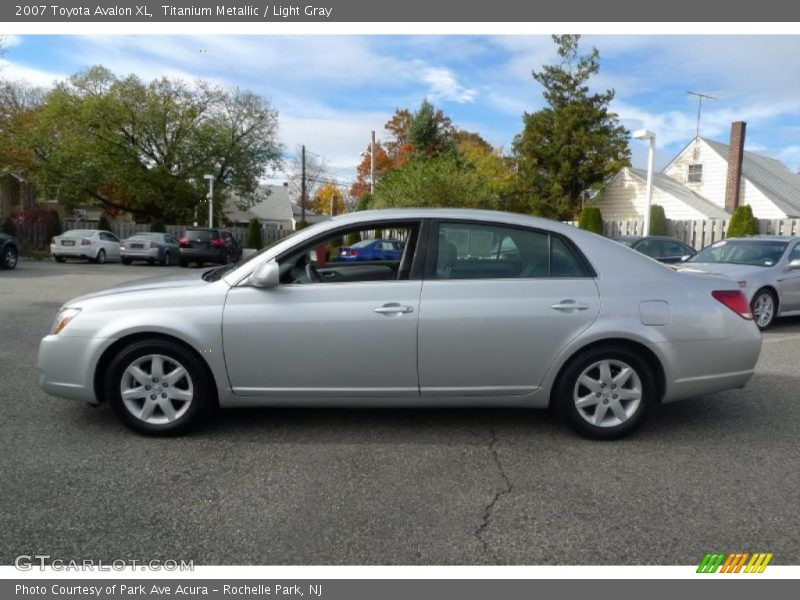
105 339 214 435
751 289 776 330
555 345 656 440
94 249 106 264
2 245 18 269
161 251 171 266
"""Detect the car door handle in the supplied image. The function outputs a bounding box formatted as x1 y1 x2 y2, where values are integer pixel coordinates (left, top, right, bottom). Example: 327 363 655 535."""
551 300 589 312
374 303 414 315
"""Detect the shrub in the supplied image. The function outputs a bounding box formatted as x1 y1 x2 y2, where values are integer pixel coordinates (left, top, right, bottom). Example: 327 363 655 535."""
648 204 668 236
727 205 759 238
150 220 166 233
578 206 603 234
245 218 263 250
345 232 361 246
2 215 18 237
97 213 111 232
296 220 309 230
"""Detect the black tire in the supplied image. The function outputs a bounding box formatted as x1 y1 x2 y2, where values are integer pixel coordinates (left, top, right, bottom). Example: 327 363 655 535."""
554 345 657 440
105 339 215 436
161 251 171 266
750 288 777 330
179 257 189 268
94 249 106 264
54 255 66 263
121 257 132 265
2 244 18 270
220 251 230 265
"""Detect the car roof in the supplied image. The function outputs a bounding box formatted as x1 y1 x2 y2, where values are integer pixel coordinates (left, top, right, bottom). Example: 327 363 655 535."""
722 236 798 242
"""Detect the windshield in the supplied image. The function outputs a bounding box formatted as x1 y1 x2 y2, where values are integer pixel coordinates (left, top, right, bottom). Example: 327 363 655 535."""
202 229 304 282
689 240 788 267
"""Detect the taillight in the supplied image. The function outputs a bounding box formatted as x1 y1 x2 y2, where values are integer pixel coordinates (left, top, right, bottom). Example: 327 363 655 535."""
350 249 359 256
712 290 753 320
150 241 158 248
81 239 91 245
179 238 189 247
211 238 224 248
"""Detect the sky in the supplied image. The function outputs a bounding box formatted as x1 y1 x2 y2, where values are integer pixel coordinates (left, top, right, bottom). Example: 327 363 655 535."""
2 34 800 186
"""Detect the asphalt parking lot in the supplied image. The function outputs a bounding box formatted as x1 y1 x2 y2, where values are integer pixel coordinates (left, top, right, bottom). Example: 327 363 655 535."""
1 259 799 565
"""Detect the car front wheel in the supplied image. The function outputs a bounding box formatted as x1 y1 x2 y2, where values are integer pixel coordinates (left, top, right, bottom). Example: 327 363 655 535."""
555 345 656 440
2 245 18 269
105 339 214 435
751 289 776 330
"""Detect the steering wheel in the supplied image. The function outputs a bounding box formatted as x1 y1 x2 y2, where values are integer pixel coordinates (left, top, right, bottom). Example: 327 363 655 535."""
305 263 322 283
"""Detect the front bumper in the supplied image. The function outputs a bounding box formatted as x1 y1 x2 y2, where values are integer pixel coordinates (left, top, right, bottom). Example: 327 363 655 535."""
38 334 111 404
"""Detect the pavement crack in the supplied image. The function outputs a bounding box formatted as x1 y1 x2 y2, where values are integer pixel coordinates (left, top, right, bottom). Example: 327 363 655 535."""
474 426 513 559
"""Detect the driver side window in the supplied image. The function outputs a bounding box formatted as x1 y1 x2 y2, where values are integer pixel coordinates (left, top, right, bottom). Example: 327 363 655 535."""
277 222 420 285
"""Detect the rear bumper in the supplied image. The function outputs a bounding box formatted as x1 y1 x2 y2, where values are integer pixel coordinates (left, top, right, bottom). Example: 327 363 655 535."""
51 244 96 259
179 248 224 262
121 247 159 260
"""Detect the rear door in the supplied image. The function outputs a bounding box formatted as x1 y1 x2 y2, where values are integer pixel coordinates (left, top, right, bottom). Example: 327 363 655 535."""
417 220 600 398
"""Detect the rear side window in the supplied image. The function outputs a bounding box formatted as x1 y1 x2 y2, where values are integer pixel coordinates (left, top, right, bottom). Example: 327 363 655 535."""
434 222 592 280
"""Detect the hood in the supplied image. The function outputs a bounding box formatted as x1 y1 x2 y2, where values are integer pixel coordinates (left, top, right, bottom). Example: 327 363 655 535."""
66 269 220 305
674 262 767 280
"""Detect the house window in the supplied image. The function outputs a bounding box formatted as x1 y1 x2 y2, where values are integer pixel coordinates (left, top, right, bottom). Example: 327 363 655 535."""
687 163 703 183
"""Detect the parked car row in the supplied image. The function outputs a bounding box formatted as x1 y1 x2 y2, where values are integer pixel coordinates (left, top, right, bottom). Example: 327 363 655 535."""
48 228 242 267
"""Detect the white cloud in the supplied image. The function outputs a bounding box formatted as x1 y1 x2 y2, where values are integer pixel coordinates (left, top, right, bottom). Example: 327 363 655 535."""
0 59 65 87
420 66 477 103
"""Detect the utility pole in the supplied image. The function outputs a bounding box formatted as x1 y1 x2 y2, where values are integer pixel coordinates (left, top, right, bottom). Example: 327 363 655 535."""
370 130 375 195
301 145 306 224
203 174 214 228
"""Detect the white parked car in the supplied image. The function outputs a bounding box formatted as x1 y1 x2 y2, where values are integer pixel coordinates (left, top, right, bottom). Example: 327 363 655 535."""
51 229 121 264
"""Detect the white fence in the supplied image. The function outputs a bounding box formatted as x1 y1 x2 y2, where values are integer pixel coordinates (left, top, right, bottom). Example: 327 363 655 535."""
568 218 800 250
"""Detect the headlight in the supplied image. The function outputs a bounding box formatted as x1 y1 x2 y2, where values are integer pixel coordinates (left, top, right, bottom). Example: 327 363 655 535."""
52 308 81 335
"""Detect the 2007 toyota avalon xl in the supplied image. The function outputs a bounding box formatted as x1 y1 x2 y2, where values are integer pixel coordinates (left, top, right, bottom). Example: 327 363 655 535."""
38 209 762 439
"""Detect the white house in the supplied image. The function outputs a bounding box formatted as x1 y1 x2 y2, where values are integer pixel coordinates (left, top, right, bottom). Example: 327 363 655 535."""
224 183 294 232
594 122 800 220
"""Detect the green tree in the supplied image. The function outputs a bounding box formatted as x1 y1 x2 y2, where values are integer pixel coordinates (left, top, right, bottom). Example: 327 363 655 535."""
372 154 500 210
727 205 759 237
406 99 455 158
578 206 603 234
512 35 630 220
149 220 165 233
245 218 263 250
649 204 668 236
10 66 283 223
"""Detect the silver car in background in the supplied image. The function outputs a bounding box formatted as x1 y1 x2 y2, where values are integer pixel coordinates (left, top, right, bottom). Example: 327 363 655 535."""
38 209 762 439
51 229 121 264
677 236 800 329
121 232 181 266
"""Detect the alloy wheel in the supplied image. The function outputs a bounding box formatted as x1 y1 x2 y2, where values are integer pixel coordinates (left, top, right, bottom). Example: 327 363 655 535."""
119 354 194 425
752 292 775 329
573 359 642 428
4 247 17 269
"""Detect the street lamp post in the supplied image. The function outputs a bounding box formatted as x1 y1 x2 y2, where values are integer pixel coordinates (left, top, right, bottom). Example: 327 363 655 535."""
203 174 215 228
633 129 656 236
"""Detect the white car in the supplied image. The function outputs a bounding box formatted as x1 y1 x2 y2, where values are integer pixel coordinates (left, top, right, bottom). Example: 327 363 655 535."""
51 229 121 264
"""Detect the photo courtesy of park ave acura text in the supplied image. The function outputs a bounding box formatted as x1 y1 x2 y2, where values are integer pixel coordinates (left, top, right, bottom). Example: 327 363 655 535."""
1 27 799 573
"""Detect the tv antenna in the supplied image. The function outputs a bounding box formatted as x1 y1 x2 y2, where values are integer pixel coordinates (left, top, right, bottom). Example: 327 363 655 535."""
687 91 716 140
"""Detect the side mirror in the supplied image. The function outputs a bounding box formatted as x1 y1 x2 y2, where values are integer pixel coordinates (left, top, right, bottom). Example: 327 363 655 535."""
788 258 800 270
250 261 280 288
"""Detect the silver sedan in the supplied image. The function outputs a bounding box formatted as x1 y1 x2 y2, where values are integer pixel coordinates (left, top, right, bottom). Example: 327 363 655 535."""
38 209 762 439
121 232 181 266
677 236 800 329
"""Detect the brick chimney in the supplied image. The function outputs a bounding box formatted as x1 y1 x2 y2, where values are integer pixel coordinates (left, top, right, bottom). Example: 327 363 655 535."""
724 121 746 213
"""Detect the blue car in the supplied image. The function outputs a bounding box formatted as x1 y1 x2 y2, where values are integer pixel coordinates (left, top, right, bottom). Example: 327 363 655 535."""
337 239 404 261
